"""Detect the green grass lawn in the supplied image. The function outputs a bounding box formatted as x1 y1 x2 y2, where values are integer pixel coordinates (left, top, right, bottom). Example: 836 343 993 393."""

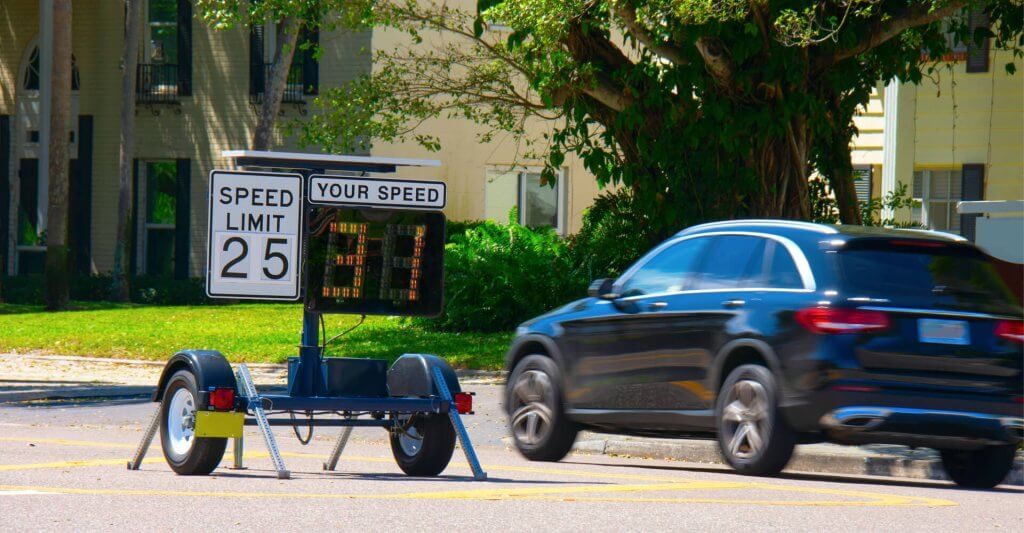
0 302 512 369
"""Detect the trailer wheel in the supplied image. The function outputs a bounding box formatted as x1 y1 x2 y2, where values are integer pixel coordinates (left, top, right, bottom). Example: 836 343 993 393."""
389 414 455 476
159 370 226 475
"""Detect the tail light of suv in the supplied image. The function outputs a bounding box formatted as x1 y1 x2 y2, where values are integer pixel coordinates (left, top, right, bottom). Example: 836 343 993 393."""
994 320 1024 343
795 307 891 334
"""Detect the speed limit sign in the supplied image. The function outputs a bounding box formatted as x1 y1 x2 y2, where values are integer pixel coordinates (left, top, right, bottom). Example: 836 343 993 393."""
206 170 303 300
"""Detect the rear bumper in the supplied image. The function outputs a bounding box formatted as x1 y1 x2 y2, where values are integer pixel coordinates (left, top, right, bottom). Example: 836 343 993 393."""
782 389 1023 449
818 406 1023 450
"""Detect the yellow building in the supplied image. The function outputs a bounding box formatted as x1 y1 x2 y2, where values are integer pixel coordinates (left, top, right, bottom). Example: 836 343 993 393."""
852 46 1023 240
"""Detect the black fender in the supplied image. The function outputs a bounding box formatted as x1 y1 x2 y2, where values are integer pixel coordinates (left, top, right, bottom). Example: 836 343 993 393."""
504 333 565 372
152 350 237 406
707 338 784 395
387 353 461 397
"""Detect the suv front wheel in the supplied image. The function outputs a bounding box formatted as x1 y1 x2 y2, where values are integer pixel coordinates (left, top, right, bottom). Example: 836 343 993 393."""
940 444 1017 489
506 354 578 462
715 364 796 476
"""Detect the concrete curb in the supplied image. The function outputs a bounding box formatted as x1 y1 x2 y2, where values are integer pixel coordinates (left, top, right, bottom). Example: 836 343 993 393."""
0 386 156 403
570 437 1024 486
1 353 507 379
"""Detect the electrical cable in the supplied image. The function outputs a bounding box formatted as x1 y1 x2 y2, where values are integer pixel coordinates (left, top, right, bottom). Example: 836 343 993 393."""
322 314 366 356
290 410 314 445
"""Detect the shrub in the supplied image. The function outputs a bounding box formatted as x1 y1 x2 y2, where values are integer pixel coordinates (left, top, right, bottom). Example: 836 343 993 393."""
0 275 209 306
418 213 587 332
567 189 651 282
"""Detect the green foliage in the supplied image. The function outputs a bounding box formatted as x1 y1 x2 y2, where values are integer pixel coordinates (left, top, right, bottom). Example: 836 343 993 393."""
567 189 651 280
809 176 922 227
301 0 1021 233
420 215 586 332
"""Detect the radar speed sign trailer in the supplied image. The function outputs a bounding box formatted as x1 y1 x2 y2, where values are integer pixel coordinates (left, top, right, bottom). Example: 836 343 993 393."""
129 151 486 481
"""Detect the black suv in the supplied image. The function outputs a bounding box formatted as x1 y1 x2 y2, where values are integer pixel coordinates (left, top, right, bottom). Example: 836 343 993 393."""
505 220 1023 488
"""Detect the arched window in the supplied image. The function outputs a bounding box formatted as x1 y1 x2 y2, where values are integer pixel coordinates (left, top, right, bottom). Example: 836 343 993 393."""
22 46 80 91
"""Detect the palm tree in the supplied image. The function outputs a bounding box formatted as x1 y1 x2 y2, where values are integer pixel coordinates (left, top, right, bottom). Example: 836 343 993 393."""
111 0 143 302
45 0 73 310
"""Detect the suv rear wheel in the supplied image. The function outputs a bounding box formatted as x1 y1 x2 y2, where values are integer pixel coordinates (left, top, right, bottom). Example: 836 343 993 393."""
715 364 795 476
506 354 578 462
940 444 1017 489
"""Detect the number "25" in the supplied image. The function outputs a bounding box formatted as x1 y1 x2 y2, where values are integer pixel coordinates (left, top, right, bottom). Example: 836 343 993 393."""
221 237 289 280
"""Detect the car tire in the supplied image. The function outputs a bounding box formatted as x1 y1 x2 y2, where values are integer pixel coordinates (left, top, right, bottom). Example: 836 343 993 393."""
389 413 456 476
159 370 227 475
940 444 1017 489
715 364 796 476
506 354 578 462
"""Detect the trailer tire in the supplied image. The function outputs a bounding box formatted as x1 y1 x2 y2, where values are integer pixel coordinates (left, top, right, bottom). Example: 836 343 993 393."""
389 414 456 477
160 370 226 475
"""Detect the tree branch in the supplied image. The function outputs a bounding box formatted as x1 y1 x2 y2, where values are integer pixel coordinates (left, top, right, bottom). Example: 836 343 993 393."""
612 3 689 65
824 0 970 66
695 37 734 89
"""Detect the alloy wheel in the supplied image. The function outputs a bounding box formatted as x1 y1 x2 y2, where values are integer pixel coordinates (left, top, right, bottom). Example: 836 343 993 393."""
510 369 555 446
720 379 769 459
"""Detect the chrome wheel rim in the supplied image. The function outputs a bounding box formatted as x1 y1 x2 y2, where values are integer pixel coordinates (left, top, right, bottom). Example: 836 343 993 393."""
721 379 769 460
510 369 554 446
397 416 423 456
167 387 196 457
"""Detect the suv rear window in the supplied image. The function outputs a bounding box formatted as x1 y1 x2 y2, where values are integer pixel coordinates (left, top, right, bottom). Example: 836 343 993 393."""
837 239 1020 313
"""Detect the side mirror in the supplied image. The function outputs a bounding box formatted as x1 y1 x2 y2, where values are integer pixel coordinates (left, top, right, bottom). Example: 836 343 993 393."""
587 278 619 300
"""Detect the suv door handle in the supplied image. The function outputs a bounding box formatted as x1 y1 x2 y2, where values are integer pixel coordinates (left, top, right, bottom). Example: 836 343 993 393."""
647 301 668 310
721 299 745 309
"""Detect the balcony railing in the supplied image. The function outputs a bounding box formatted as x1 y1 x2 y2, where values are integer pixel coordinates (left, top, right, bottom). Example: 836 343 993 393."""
137 64 179 104
250 63 306 105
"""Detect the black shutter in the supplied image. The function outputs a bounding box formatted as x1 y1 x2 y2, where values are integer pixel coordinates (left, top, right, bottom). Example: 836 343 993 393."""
174 159 191 279
70 116 93 275
250 25 265 96
965 11 991 73
301 26 319 95
0 115 9 276
130 159 139 276
177 0 193 95
960 164 985 241
853 165 873 203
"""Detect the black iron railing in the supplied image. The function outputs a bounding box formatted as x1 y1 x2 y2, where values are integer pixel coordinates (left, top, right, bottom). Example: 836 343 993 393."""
250 63 306 105
136 64 179 104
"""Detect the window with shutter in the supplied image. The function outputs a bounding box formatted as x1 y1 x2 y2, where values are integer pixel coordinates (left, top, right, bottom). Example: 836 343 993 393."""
301 27 319 95
911 168 969 234
177 0 192 95
959 164 985 241
853 166 872 203
965 11 991 73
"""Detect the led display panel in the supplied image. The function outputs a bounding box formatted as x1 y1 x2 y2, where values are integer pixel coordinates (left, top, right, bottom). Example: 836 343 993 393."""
304 207 445 316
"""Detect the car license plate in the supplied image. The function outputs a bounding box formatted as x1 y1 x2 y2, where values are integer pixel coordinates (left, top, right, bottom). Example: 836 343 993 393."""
918 318 970 345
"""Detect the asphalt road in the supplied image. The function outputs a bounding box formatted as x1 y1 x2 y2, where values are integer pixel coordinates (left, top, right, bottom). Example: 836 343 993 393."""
0 389 1021 531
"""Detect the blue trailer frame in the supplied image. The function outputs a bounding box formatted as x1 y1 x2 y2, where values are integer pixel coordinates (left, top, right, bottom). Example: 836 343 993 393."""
128 151 486 481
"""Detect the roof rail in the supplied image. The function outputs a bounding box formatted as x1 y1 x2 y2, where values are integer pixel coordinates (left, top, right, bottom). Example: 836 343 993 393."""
894 228 968 242
677 219 839 236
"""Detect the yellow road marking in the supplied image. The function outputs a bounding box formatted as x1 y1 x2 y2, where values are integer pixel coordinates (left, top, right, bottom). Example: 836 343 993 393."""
0 435 958 507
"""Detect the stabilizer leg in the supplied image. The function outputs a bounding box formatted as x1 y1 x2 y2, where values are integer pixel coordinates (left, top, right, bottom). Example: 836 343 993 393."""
432 367 487 481
231 435 246 470
237 364 290 479
322 424 354 471
127 404 162 470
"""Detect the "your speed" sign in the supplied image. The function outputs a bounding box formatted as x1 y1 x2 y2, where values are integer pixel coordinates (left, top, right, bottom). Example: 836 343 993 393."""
206 170 303 300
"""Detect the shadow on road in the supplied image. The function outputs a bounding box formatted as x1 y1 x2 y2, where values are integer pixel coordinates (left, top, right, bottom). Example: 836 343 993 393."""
564 459 1023 493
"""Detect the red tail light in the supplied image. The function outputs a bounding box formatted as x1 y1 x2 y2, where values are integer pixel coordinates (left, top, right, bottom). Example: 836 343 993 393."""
995 320 1024 343
209 388 236 410
796 307 891 334
454 392 474 415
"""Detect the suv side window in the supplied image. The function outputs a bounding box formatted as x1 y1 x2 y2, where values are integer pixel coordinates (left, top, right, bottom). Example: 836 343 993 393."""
691 235 767 290
765 241 804 289
618 238 710 297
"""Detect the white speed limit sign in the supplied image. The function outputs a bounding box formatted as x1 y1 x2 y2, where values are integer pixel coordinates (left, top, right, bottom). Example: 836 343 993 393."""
206 170 303 300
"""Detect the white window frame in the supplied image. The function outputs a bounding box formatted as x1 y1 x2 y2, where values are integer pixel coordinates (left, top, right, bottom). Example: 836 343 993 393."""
913 168 962 234
144 0 178 65
517 168 567 235
140 160 177 275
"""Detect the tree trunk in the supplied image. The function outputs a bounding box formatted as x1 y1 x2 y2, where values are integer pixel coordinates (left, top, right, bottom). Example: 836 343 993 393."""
828 164 861 224
45 0 72 311
111 0 143 302
748 119 812 220
252 18 300 150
